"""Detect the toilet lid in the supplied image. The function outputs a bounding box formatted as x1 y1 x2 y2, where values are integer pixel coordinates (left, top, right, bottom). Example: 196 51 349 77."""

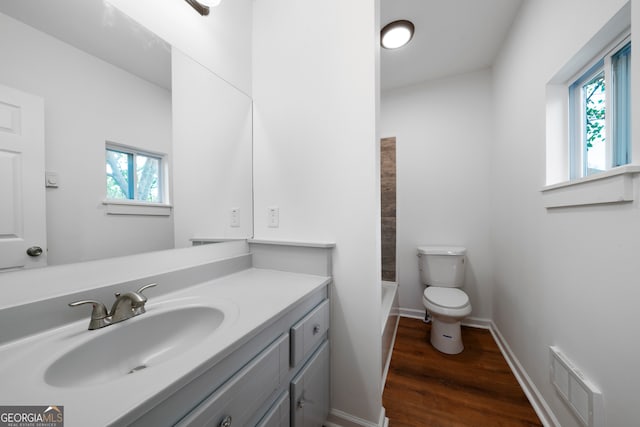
424 287 469 308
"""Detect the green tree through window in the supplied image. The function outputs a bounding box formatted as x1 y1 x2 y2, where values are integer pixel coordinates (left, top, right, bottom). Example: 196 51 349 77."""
106 146 162 203
583 74 605 151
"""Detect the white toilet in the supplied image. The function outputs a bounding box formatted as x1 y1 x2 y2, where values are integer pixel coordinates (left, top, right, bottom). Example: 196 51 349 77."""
417 246 471 354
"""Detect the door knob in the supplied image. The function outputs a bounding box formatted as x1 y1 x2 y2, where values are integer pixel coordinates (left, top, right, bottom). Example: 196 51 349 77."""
26 246 43 257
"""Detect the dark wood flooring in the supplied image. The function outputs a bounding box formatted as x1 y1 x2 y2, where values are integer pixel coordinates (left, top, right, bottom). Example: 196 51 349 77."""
383 317 542 427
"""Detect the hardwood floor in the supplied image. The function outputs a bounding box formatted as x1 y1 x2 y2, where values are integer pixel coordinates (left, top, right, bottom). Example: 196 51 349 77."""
382 317 542 427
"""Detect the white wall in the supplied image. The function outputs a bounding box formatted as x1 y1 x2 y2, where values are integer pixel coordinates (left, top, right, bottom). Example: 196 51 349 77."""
172 49 253 246
252 0 383 424
492 0 640 426
0 12 173 265
107 0 252 96
107 0 255 245
380 69 494 322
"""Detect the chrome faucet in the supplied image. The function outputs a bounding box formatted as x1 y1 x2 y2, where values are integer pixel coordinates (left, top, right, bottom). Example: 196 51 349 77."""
69 283 157 330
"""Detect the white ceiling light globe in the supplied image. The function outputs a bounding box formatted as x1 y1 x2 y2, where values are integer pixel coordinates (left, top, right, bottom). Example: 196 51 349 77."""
381 20 415 49
200 0 222 7
382 27 411 49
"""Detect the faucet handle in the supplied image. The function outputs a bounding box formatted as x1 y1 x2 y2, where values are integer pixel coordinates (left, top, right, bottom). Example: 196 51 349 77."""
69 300 108 317
136 283 157 295
112 283 156 301
68 300 109 330
128 283 156 316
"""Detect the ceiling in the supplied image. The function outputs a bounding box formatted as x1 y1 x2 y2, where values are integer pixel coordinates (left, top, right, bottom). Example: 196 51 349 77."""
3 0 522 94
0 0 171 89
380 0 524 91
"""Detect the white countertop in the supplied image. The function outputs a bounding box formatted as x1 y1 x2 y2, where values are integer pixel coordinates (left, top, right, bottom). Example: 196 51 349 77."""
0 268 330 426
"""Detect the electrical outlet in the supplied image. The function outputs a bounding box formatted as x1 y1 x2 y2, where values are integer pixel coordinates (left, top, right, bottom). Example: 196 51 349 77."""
268 206 279 228
230 208 240 227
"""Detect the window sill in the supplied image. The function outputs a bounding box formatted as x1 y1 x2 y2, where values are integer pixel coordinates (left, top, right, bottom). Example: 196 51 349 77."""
541 165 640 208
102 200 172 216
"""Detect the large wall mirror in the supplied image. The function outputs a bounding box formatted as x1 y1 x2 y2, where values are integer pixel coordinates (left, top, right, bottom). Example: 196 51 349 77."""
0 0 253 268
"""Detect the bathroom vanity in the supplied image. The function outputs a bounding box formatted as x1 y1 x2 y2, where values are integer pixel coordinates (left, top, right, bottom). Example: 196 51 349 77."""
127 271 330 427
0 248 332 427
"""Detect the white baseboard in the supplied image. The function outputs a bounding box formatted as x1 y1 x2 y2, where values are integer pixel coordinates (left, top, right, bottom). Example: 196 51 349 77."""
325 407 387 427
398 307 425 320
489 321 561 427
462 316 491 329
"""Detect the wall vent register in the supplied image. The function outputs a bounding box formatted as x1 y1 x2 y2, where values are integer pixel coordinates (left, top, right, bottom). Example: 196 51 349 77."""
550 346 603 427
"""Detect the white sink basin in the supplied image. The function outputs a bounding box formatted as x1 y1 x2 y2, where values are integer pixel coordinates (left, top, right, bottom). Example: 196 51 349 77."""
44 305 225 388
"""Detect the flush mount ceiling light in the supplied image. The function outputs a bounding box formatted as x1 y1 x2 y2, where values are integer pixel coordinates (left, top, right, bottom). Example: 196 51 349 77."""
381 20 415 49
200 0 222 7
184 0 222 16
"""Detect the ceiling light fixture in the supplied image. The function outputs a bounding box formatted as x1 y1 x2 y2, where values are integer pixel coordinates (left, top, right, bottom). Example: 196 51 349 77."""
200 0 222 7
381 20 415 49
184 0 222 16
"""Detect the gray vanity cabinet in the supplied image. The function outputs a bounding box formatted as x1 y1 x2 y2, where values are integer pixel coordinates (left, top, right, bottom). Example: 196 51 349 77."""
139 288 330 427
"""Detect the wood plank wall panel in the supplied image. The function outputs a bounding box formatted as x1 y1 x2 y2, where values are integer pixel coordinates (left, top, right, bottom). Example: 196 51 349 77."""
381 137 396 282
383 317 543 427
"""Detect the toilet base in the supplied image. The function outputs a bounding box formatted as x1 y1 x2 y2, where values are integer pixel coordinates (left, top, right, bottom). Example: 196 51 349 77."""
430 317 464 354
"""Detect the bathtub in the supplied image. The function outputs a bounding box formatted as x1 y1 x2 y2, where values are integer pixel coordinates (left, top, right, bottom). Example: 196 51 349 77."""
381 281 399 391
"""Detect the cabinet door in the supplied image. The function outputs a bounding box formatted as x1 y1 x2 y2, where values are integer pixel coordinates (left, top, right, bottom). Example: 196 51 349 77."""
290 341 329 427
256 391 289 427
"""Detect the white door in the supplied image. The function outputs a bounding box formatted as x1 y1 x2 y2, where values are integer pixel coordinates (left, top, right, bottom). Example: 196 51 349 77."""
0 84 46 270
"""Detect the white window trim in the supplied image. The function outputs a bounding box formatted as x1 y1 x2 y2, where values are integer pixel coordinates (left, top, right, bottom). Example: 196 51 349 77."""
105 141 171 214
568 34 631 179
543 2 632 209
102 199 173 216
541 164 640 208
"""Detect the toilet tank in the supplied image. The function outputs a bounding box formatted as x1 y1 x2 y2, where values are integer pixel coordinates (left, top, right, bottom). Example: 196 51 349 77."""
417 246 466 287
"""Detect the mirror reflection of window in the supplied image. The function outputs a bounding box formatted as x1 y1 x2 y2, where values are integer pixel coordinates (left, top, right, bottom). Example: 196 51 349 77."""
106 143 165 204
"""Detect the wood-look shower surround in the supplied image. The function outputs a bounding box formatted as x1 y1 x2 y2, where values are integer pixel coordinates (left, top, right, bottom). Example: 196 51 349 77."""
380 137 396 282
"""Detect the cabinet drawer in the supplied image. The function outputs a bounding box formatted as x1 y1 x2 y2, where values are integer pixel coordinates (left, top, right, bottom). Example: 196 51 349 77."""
290 300 329 367
291 341 329 427
255 391 290 427
176 334 289 427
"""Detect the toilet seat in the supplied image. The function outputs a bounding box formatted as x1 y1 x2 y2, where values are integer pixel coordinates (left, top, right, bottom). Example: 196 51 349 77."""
424 287 469 309
422 287 471 320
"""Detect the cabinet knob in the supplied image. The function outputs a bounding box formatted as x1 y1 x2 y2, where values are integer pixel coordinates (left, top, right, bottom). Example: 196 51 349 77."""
312 324 321 335
220 415 232 427
297 390 314 409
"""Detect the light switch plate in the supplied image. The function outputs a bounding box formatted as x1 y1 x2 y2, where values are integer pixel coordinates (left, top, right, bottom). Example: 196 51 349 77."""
268 206 279 228
230 208 240 227
45 171 59 188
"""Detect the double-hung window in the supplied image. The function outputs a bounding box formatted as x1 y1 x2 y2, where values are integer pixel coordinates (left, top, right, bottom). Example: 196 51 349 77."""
105 143 165 203
568 37 631 179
